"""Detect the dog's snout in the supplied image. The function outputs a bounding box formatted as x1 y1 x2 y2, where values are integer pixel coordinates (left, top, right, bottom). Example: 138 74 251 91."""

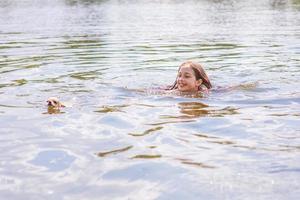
47 100 55 106
47 97 63 108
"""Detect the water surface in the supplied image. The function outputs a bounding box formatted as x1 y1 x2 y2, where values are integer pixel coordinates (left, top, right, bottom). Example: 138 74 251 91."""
0 0 300 199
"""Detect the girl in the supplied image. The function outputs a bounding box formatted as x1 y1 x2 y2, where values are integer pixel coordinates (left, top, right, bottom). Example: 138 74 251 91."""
167 61 212 94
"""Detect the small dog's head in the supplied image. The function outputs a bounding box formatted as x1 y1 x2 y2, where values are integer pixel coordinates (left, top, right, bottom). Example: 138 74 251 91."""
46 97 65 108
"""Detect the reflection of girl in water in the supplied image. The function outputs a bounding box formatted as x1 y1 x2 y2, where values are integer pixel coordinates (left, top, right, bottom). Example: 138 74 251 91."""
167 61 212 94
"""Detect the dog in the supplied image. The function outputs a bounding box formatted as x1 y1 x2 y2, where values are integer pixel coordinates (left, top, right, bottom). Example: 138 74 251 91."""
46 97 65 108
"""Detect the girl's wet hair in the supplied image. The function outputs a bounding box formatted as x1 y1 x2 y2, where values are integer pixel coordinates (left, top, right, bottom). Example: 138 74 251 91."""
168 61 212 90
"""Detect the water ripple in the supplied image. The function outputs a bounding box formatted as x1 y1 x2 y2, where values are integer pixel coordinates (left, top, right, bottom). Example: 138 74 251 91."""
1 0 300 199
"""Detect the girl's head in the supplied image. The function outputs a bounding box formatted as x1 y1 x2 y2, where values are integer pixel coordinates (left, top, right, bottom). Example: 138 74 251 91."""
169 61 212 92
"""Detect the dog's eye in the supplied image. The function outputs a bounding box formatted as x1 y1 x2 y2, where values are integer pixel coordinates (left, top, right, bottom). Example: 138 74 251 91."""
53 101 57 104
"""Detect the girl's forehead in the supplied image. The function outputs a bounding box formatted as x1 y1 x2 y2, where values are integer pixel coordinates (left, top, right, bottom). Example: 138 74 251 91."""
179 66 193 73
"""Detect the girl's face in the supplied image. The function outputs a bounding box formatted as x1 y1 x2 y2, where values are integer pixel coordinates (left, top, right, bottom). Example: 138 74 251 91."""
177 66 202 92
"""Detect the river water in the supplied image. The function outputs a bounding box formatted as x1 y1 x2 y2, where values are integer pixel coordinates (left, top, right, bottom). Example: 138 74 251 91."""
0 0 300 199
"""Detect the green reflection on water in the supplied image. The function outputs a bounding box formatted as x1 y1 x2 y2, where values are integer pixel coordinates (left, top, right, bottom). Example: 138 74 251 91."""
70 70 102 80
97 145 133 157
131 154 162 159
129 126 163 137
0 79 28 88
13 79 27 86
95 105 129 113
181 161 216 169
